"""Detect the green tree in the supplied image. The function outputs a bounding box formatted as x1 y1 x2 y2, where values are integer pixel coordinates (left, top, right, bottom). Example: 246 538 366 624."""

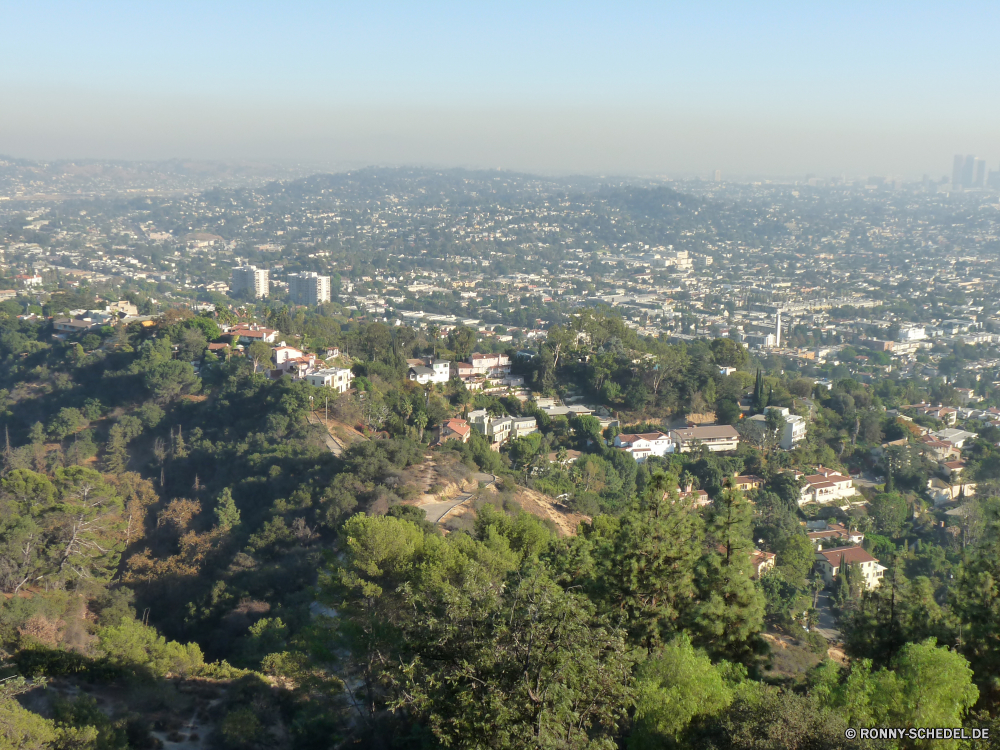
214 488 241 531
631 633 738 747
869 492 907 535
47 407 86 441
101 423 130 475
710 337 749 369
246 340 272 373
593 473 703 649
447 325 477 360
144 360 199 402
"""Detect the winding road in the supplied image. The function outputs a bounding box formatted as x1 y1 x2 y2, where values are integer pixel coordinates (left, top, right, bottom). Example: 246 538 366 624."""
422 473 495 524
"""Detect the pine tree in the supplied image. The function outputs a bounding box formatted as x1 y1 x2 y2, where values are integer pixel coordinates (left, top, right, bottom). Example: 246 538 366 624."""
596 472 704 650
101 423 130 475
214 488 241 531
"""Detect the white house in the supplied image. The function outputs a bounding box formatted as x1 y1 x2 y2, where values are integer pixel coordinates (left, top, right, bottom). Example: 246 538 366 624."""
510 417 538 439
927 477 977 506
798 466 857 505
468 409 512 449
469 352 511 378
745 406 807 450
306 367 354 393
815 546 885 590
406 358 450 385
614 431 674 462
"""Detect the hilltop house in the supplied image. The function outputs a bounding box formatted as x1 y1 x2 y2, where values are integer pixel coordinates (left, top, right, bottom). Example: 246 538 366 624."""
744 406 807 450
671 424 740 453
614 431 674 462
798 466 857 505
807 522 865 549
815 546 885 590
305 367 354 393
407 357 450 385
437 418 471 445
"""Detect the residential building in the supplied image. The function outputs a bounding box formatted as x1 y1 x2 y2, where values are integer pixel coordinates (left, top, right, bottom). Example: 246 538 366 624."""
671 424 740 453
930 428 977 448
927 478 977 506
717 544 776 578
798 466 857 505
469 353 511 378
815 546 885 590
0 290 16 301
288 272 331 305
745 406 807 450
15 274 43 287
614 431 674 462
231 265 269 298
305 367 354 393
807 522 865 549
406 357 450 385
749 549 777 579
732 475 765 492
468 409 513 449
920 438 960 462
53 317 100 334
437 418 471 445
231 325 279 344
510 417 538 439
941 460 967 478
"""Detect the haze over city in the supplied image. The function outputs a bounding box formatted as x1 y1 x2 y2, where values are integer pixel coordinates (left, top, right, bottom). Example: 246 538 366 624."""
3 1 1000 177
6 3 1000 748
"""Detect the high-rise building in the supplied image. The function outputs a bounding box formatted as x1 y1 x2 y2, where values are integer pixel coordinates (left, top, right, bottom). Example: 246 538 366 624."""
287 272 331 305
714 169 722 183
974 158 987 188
231 265 269 298
775 310 781 348
962 155 975 188
952 155 964 188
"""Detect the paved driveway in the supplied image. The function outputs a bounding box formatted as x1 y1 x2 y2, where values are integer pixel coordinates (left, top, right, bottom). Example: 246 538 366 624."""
813 591 841 641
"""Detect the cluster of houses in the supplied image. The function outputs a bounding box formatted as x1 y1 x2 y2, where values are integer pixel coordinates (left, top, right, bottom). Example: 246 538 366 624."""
878 412 980 507
52 301 142 336
405 352 525 391
435 409 539 451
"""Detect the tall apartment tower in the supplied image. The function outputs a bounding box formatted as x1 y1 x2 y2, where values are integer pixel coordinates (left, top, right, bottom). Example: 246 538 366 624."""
962 155 976 188
974 158 987 188
287 272 331 305
231 265 269 298
775 310 781 348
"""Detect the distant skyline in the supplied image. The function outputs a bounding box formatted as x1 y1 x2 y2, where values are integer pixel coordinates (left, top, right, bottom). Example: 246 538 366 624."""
2 1 999 178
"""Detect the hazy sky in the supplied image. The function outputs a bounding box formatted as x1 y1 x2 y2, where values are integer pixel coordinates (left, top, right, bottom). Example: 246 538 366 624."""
2 1 998 178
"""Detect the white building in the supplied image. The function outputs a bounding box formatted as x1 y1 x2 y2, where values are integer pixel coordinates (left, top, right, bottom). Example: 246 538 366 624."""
468 409 512 449
231 265 269 298
798 466 857 505
510 417 538 439
898 326 926 342
745 406 807 450
306 367 354 393
407 358 450 385
613 431 674 462
469 353 511 378
815 546 885 590
287 272 331 306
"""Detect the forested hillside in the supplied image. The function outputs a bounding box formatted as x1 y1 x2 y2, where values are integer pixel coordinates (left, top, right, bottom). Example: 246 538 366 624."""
1 296 1000 749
